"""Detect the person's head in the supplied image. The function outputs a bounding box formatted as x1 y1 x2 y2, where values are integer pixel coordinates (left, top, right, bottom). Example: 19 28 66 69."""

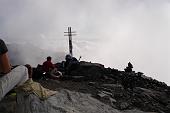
47 56 52 61
65 54 72 61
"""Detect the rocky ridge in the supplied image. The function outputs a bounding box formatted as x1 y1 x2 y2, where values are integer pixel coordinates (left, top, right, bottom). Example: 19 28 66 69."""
0 61 170 113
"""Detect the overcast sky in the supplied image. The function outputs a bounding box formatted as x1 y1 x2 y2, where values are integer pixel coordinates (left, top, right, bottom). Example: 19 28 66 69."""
0 0 169 85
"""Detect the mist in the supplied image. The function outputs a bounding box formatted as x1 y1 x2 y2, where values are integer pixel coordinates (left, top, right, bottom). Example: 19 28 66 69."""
0 0 169 85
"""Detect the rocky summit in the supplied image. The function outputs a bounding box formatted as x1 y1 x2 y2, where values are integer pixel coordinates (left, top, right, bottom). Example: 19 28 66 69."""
0 61 170 113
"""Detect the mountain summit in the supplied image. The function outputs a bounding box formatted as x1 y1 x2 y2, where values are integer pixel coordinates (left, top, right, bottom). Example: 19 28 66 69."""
0 61 169 113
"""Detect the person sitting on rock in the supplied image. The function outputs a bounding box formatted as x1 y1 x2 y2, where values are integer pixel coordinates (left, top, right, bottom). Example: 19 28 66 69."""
42 56 55 73
42 56 62 79
0 39 32 101
64 54 79 75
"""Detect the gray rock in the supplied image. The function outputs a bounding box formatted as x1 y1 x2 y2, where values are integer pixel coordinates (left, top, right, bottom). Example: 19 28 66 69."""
101 84 124 97
119 102 129 110
88 82 96 86
97 91 109 98
16 89 122 113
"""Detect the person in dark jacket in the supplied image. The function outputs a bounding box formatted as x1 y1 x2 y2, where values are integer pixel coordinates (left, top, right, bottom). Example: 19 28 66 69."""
64 54 79 75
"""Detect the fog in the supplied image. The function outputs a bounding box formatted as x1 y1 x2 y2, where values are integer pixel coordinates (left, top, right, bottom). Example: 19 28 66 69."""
0 0 169 85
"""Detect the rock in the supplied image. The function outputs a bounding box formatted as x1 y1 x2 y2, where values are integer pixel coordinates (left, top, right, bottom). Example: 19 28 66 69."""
16 89 123 113
70 61 105 80
119 102 129 110
101 84 124 97
166 104 170 112
132 87 169 112
71 76 86 81
110 98 117 103
96 90 118 108
1 61 170 113
97 91 109 98
0 95 16 113
122 109 158 113
88 82 96 86
124 62 133 73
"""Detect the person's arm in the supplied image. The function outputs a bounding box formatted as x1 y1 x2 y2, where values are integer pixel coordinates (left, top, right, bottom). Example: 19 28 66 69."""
0 39 11 74
50 62 55 69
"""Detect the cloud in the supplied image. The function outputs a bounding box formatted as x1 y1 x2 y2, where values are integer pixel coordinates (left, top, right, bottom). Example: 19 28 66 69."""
0 0 169 85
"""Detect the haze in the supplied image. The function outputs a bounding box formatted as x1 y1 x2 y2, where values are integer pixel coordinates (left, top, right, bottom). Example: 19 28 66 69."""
0 0 169 85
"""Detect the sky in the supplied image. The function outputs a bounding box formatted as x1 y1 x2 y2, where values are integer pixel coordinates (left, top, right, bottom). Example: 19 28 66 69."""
0 0 169 85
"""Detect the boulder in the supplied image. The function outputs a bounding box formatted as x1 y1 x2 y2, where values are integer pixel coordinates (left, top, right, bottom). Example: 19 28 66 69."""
16 89 123 113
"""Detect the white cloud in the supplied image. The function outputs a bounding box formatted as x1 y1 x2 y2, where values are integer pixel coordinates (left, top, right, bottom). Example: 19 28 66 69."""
0 0 169 85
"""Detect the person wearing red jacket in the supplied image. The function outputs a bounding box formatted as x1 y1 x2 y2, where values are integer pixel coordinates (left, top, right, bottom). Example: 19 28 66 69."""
42 56 62 79
42 56 54 73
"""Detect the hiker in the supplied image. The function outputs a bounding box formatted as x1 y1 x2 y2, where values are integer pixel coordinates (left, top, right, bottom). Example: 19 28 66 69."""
42 56 55 73
42 56 62 79
0 39 32 101
64 54 79 75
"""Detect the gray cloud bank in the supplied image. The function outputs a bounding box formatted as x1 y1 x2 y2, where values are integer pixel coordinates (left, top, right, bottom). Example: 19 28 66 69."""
0 0 169 85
